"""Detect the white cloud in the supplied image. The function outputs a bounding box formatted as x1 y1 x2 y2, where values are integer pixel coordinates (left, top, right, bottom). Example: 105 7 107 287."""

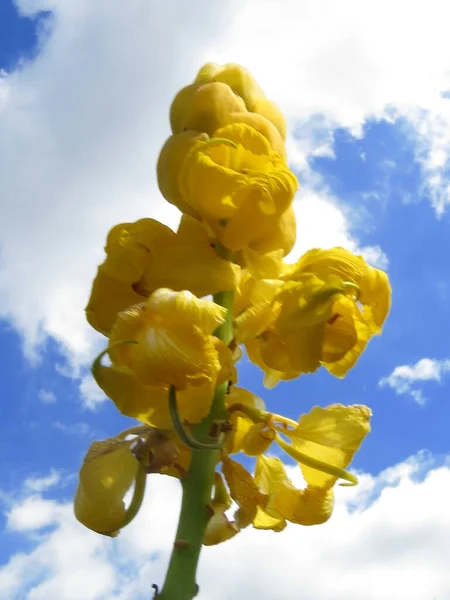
79 374 106 410
1 453 450 599
24 470 60 493
37 389 56 404
52 421 91 436
379 357 450 404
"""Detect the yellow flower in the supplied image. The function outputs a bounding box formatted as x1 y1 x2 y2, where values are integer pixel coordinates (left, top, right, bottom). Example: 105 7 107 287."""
236 248 391 382
93 338 237 429
86 216 239 336
74 438 140 536
222 400 370 530
108 288 227 389
178 123 298 251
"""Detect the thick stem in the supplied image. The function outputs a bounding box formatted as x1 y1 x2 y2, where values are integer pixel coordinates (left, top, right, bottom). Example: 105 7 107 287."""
158 287 234 600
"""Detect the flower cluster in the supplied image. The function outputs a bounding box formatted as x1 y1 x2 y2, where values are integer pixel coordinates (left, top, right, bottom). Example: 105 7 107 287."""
75 63 391 547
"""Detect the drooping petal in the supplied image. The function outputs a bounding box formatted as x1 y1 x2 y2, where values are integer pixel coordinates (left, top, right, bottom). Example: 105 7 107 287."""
74 438 139 536
234 300 281 343
225 387 266 455
241 422 276 456
203 473 239 546
285 404 371 489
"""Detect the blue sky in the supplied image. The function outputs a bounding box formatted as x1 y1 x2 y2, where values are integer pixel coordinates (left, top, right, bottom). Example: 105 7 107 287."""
1 1 450 599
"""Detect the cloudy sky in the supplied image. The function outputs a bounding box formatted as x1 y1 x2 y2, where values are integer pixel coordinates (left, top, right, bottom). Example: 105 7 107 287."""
1 0 450 598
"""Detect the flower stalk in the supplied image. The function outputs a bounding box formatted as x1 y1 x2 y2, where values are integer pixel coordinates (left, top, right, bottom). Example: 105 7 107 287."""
158 286 234 600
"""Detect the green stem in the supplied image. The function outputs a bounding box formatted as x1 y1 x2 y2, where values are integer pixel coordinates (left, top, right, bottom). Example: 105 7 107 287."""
158 286 234 600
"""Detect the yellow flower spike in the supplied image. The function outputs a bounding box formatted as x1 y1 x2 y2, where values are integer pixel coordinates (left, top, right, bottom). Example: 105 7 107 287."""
74 437 143 536
241 422 276 456
109 289 226 389
249 204 297 257
222 456 267 528
281 404 371 489
157 130 208 217
203 473 239 546
194 63 264 112
177 81 247 135
178 123 298 251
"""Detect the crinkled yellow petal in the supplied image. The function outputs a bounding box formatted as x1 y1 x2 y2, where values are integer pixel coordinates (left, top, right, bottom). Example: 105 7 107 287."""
222 456 267 528
239 247 286 280
157 130 208 216
250 204 297 257
286 247 391 331
146 289 227 332
74 439 139 535
286 404 371 489
234 300 281 343
194 63 264 111
179 82 247 135
109 292 223 389
252 96 287 139
86 269 144 336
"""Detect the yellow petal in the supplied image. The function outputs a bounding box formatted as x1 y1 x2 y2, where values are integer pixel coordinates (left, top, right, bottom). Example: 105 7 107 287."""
194 63 264 111
250 204 297 257
169 83 200 132
225 387 266 455
226 111 286 156
241 422 276 456
179 81 247 135
273 484 334 526
239 247 286 280
222 456 267 528
245 338 301 389
146 289 226 332
252 96 287 139
109 291 224 389
234 300 281 343
93 361 214 428
157 130 208 216
253 506 287 531
254 455 333 526
74 439 139 535
86 269 144 336
286 404 371 489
